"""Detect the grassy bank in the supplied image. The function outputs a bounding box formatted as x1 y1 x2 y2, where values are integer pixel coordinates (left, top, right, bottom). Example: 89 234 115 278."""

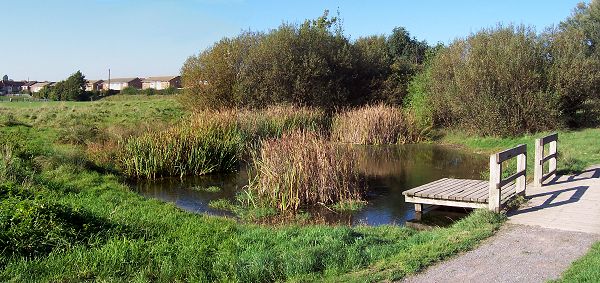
441 128 600 175
0 97 503 281
0 120 505 281
553 242 600 282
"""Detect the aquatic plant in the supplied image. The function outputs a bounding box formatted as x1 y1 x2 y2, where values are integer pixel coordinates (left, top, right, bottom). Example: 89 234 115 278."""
332 104 426 144
119 111 242 179
247 131 366 211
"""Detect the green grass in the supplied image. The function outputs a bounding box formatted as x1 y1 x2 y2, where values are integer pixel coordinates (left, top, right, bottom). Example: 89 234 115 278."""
0 102 507 281
553 242 600 283
441 128 600 175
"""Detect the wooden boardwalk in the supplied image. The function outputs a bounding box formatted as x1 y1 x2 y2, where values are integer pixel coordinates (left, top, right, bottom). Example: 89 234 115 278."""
403 178 517 209
403 143 528 216
403 133 561 218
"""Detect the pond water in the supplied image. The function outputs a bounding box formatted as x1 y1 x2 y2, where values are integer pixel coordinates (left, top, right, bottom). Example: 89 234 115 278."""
133 144 487 226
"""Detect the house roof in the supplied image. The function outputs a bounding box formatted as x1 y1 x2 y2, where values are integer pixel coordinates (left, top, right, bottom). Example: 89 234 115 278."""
143 76 180 82
23 81 38 87
31 82 51 88
106 77 139 83
87 80 104 84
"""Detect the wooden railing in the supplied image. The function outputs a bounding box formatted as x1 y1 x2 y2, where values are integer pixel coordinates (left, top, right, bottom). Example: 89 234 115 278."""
534 133 558 187
488 144 527 212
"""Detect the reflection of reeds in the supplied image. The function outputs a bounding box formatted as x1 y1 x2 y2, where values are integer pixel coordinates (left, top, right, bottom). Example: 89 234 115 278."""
247 131 365 211
332 104 426 144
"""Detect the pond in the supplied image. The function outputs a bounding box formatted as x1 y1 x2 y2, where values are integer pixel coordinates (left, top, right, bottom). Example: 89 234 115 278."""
133 144 487 226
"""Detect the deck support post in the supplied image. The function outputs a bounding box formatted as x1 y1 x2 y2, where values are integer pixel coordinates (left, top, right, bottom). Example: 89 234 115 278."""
488 154 502 212
534 138 544 187
414 203 423 221
516 151 527 196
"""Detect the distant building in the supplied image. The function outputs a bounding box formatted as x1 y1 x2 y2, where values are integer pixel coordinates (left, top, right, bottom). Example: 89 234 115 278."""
0 75 26 94
103 77 142 91
30 82 52 93
85 80 104 91
21 81 38 92
142 76 182 90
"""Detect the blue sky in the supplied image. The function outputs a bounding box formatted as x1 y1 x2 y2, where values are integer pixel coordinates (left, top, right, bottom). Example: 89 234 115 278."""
2 0 585 81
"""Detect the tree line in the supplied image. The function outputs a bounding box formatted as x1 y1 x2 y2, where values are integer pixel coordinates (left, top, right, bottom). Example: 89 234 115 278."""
184 2 600 136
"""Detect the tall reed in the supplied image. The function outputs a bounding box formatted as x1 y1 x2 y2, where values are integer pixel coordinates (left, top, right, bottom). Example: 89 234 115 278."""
113 106 327 179
331 104 426 144
237 105 329 142
247 131 365 211
119 111 241 179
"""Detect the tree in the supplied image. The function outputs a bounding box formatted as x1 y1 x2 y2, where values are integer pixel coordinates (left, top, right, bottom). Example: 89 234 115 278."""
427 25 558 136
45 71 87 101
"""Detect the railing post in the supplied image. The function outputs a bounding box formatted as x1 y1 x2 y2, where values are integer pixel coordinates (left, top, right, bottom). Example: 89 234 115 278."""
516 150 527 196
534 138 543 187
488 154 501 212
549 139 558 179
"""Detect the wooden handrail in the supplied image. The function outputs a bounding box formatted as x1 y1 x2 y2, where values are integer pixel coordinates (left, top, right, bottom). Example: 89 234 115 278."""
534 133 558 187
488 144 527 212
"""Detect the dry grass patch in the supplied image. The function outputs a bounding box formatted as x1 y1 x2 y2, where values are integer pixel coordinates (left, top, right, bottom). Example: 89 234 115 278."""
247 131 365 211
332 104 426 145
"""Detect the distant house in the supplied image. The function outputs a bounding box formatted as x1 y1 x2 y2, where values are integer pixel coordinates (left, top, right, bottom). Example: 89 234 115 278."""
103 77 142 91
0 80 25 95
21 81 38 92
30 82 52 93
142 76 182 90
85 80 104 91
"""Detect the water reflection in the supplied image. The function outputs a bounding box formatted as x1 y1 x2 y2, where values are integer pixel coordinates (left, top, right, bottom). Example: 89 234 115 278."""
133 144 487 226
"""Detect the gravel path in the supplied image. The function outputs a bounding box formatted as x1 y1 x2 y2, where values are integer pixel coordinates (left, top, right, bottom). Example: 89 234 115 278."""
402 224 600 283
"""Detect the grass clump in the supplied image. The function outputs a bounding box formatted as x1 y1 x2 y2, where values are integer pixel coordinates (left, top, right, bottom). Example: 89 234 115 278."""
332 104 427 144
247 131 365 211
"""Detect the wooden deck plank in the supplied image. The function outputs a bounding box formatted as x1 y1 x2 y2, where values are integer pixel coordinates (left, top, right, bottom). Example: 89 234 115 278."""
451 180 488 202
445 179 482 201
461 182 489 202
436 179 482 200
422 179 471 198
413 178 452 197
404 177 520 208
402 178 449 196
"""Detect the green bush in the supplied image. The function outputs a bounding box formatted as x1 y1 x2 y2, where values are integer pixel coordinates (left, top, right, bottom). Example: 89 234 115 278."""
180 12 429 110
427 25 560 136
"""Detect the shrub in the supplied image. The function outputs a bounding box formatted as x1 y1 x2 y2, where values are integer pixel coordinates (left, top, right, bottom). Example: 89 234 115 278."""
120 87 139 95
247 131 365 211
427 24 560 136
331 104 426 144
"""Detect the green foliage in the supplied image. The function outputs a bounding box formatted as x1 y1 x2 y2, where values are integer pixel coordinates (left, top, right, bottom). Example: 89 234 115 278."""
120 86 138 96
428 25 560 136
181 11 430 110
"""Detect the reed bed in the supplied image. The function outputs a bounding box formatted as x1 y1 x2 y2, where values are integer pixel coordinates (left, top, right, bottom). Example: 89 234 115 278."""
119 111 241 179
331 104 426 144
237 105 329 142
112 106 327 179
247 131 365 211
